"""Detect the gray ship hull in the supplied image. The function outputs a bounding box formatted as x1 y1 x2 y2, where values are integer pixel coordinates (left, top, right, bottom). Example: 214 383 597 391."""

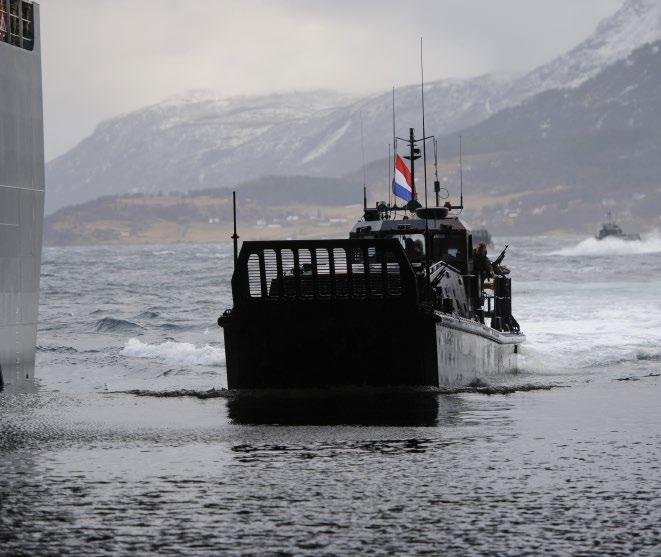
0 2 44 388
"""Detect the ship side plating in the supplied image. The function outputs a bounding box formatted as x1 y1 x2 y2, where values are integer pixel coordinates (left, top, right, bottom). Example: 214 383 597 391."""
0 1 44 388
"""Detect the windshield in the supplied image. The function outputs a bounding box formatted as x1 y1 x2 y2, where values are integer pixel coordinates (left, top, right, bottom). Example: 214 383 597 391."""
393 234 426 262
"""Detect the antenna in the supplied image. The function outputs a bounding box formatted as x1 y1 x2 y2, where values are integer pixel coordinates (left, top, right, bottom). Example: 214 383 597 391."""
459 135 464 210
360 109 367 211
433 137 440 207
421 37 431 294
420 36 428 211
391 86 396 212
232 191 239 269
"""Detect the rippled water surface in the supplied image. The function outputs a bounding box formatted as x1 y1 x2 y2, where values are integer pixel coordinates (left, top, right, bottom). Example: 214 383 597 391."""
1 235 660 555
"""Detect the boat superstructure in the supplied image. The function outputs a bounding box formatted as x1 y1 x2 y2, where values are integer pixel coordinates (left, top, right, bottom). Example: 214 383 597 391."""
219 126 524 389
0 1 45 389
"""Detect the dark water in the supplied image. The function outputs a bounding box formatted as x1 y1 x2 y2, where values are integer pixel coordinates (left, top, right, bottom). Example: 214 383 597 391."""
1 236 661 555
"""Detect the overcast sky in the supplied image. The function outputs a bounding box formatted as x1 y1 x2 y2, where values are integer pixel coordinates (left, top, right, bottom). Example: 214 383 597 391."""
38 0 623 161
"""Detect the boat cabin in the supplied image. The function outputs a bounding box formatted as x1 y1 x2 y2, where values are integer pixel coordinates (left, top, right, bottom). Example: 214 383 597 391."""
350 207 474 276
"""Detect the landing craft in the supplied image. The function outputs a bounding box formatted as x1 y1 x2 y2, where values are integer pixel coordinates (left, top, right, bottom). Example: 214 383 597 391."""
218 126 525 389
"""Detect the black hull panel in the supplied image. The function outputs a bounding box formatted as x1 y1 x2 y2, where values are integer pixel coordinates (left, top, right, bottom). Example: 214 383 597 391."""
223 302 436 389
222 306 523 389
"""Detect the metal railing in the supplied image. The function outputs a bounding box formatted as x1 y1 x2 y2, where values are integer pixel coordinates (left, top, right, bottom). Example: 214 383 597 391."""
232 239 419 306
484 276 519 332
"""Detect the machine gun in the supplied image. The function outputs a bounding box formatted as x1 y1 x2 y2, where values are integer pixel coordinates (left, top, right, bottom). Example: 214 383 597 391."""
492 244 510 276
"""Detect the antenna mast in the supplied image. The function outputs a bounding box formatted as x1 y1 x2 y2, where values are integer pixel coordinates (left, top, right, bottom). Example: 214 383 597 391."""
421 36 428 211
459 135 464 210
433 138 440 207
360 110 367 212
420 36 431 293
391 86 396 214
232 191 239 269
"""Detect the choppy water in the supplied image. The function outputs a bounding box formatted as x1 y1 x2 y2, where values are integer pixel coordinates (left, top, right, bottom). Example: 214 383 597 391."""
1 235 660 555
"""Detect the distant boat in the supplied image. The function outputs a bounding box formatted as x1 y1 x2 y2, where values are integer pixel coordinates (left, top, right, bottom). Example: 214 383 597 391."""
596 212 640 241
471 228 492 247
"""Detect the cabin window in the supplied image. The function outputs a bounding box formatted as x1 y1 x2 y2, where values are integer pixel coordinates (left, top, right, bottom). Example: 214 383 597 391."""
1 1 34 51
394 234 425 262
433 234 465 268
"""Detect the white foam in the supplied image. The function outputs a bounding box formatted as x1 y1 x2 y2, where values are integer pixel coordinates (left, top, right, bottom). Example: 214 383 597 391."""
551 231 661 256
120 338 225 367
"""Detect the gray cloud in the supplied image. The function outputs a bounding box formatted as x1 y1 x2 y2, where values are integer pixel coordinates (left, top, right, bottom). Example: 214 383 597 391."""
39 0 622 161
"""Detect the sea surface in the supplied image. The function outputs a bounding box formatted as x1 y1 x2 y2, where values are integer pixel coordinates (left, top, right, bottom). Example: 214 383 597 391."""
1 234 660 555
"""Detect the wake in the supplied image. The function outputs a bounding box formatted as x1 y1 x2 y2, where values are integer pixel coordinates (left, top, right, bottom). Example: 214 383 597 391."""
120 338 225 367
552 231 661 256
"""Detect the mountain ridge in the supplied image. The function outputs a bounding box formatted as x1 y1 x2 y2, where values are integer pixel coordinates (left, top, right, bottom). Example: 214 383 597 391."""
45 0 661 215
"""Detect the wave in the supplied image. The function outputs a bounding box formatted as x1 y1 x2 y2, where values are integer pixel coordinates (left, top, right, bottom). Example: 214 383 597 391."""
120 338 225 367
551 231 661 256
135 310 160 319
37 345 78 354
156 323 187 331
95 317 144 333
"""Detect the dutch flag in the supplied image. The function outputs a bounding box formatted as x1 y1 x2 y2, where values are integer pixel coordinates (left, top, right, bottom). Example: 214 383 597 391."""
392 154 414 202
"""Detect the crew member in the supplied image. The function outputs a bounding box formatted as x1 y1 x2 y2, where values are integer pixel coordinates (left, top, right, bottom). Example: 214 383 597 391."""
404 237 424 262
473 242 493 278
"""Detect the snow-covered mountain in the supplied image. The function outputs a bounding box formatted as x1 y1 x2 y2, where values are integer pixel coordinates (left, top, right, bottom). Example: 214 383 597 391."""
45 77 507 212
46 0 661 213
500 0 661 104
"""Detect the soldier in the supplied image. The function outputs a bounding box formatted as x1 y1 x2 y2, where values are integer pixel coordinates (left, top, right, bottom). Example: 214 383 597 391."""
473 242 493 278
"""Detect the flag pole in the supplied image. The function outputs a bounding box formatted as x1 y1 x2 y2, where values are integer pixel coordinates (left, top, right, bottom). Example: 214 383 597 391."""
388 143 391 209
